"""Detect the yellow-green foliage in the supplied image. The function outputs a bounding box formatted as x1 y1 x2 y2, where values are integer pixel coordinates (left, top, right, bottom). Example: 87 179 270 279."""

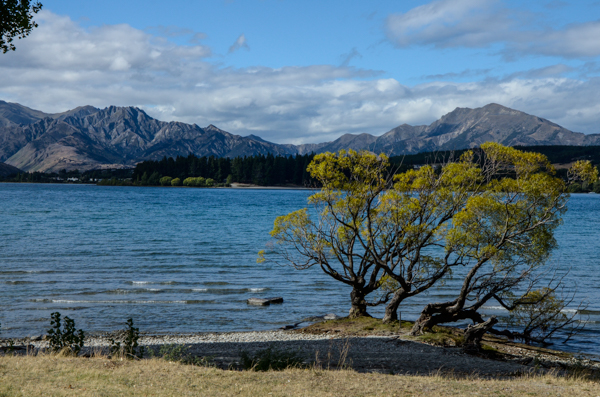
183 177 206 187
159 176 172 186
568 160 599 184
265 143 568 318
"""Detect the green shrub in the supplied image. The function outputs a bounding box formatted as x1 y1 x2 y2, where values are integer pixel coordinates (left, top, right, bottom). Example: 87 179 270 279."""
109 318 144 359
159 176 173 186
240 346 305 371
183 177 206 187
205 178 215 187
47 312 85 355
171 177 181 186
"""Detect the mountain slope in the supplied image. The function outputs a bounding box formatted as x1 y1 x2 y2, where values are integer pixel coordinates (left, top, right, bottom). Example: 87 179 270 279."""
1 101 599 172
0 102 295 172
330 103 600 155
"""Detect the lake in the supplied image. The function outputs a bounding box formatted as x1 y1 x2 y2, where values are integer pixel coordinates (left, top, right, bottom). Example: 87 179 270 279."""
1 183 599 355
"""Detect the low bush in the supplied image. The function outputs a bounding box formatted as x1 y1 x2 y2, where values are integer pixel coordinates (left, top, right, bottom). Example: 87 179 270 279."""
46 312 85 355
109 318 144 359
159 176 173 186
183 177 207 187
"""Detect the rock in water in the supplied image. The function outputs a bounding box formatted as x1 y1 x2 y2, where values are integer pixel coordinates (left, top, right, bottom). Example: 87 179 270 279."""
247 298 270 306
266 297 283 304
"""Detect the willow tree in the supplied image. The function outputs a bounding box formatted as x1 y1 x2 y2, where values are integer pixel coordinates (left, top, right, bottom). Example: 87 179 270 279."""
265 144 582 323
410 144 570 335
263 150 391 317
265 147 495 318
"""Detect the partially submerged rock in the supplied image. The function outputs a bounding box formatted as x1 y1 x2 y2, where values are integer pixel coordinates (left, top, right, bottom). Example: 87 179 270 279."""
266 297 283 304
246 297 284 306
247 298 270 306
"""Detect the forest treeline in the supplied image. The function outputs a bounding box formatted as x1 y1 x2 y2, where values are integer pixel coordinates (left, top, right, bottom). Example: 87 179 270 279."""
132 153 318 187
1 145 599 191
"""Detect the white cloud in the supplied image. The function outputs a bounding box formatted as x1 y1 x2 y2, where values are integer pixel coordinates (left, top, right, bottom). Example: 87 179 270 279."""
386 0 510 48
1 11 599 146
386 0 600 59
514 21 600 59
228 33 249 53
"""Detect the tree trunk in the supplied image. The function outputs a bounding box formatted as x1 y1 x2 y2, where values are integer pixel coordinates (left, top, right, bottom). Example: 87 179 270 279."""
463 316 498 353
348 288 371 318
411 313 433 335
411 304 485 336
382 291 404 323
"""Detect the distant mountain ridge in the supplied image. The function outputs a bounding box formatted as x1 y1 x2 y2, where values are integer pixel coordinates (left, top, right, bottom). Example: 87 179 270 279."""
1 100 599 172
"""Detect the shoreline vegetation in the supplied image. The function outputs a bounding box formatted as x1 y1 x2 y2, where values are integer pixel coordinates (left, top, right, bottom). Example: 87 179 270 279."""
2 317 600 396
1 145 599 192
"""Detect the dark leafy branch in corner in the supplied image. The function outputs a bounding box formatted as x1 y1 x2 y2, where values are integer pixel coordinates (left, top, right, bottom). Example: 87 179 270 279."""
0 0 42 53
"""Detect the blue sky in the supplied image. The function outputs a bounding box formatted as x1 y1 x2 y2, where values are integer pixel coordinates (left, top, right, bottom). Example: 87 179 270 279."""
1 0 599 143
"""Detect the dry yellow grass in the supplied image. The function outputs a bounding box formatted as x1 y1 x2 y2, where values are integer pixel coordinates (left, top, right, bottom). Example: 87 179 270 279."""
1 354 600 397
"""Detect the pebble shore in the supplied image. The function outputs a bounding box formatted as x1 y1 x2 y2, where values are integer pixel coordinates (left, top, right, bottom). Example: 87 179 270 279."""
6 329 596 376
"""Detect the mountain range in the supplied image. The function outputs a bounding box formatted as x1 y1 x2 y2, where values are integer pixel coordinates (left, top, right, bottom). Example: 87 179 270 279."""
1 100 599 172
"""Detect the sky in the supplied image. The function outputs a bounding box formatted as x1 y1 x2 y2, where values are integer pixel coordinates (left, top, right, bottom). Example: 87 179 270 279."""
1 0 600 144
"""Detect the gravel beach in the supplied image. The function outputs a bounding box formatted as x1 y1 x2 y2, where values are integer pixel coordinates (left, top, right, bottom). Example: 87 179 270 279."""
11 329 598 377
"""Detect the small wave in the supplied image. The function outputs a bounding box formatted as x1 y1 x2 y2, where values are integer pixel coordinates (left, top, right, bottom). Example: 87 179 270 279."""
160 281 180 285
192 288 208 292
30 298 214 304
484 306 503 310
3 280 34 285
248 288 267 292
131 281 153 285
105 288 164 294
204 282 229 286
0 270 58 275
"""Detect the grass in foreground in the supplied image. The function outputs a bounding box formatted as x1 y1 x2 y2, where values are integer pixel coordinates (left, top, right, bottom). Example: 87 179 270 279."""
1 354 600 397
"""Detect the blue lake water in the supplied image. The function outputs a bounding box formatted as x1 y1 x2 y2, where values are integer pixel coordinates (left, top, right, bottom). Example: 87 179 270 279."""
1 183 599 355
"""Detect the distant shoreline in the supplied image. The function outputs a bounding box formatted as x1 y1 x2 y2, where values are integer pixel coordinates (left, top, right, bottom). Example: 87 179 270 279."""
228 183 312 190
0 181 313 190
